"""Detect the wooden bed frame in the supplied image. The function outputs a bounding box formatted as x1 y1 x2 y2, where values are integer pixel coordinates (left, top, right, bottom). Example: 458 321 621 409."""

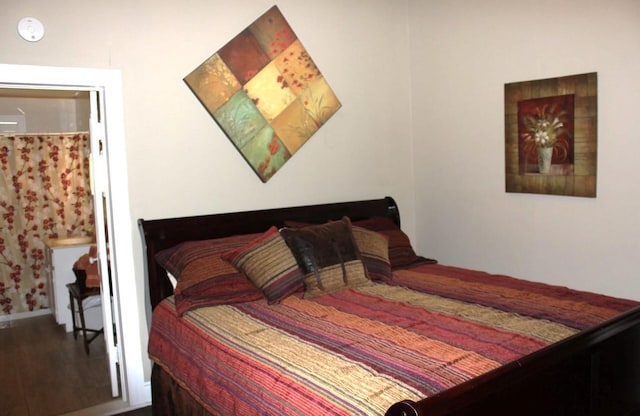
139 197 640 416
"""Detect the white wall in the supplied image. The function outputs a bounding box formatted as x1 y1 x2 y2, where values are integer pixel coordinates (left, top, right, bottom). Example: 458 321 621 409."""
409 0 640 300
0 0 416 385
6 0 638 400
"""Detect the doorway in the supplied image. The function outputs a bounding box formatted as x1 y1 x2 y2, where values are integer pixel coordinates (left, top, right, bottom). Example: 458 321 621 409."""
0 87 119 413
0 64 150 413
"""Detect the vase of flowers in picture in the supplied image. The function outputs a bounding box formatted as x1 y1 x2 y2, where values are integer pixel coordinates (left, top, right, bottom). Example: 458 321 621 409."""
521 103 571 174
537 146 553 174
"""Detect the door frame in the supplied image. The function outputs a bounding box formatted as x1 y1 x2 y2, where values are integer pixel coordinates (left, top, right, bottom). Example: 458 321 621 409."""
0 63 150 407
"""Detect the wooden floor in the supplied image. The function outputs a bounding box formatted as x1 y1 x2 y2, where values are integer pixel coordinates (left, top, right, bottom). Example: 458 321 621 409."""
114 407 151 416
0 313 116 416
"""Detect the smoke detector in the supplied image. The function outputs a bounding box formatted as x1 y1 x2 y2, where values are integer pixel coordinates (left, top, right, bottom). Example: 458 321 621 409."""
18 17 45 42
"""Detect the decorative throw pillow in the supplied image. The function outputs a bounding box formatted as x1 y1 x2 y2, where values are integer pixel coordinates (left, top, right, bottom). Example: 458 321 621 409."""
283 219 392 282
280 217 370 298
302 261 371 298
351 226 392 282
223 226 304 304
352 216 422 268
156 233 260 282
155 234 265 316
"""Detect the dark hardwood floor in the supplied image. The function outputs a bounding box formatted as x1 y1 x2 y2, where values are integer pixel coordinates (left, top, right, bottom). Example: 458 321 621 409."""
0 313 115 416
113 407 151 416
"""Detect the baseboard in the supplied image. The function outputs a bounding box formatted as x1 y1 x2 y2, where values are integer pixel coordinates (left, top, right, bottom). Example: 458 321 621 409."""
0 308 51 324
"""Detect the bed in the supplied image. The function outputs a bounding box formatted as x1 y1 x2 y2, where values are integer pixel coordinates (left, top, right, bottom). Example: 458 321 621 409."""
140 197 640 415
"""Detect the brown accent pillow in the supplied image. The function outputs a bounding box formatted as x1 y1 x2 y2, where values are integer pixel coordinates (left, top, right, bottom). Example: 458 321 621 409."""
223 226 304 304
352 216 421 268
280 217 370 298
155 234 264 316
283 219 392 281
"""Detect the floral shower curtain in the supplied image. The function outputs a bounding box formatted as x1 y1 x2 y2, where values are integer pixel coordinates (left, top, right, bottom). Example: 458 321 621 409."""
0 133 94 316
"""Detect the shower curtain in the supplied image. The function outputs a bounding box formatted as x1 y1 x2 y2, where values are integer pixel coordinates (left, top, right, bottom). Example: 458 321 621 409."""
0 133 94 316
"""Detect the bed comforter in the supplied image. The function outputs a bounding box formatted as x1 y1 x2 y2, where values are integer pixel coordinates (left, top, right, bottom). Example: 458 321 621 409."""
148 263 637 415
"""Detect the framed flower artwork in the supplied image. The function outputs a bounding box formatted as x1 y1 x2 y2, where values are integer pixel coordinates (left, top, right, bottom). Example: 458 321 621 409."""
505 72 597 197
184 6 341 182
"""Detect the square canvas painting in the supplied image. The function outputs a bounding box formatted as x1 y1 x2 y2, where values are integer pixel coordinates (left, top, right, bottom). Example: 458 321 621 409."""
185 6 341 182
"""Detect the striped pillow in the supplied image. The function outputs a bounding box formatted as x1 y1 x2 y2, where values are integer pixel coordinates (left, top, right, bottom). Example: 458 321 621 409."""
172 253 263 316
155 234 265 316
156 233 260 283
353 216 421 268
351 226 392 282
223 226 304 304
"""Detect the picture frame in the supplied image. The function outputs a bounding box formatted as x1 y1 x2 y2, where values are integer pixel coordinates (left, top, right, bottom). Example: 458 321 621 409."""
505 72 597 197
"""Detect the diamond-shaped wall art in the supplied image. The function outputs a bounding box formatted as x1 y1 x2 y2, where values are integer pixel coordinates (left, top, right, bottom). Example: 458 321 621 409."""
184 6 341 182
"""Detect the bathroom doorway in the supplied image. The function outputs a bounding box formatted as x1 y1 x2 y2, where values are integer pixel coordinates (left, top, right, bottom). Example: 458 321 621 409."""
0 87 120 413
0 64 149 414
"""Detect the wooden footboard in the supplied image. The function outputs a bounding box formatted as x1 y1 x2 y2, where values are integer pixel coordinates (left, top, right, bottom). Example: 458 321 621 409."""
386 305 640 416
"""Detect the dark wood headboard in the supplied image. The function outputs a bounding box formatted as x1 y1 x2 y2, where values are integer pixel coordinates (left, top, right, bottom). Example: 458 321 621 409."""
138 196 400 309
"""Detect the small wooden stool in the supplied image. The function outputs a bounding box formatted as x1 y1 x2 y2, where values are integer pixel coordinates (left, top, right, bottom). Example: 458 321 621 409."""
67 282 103 354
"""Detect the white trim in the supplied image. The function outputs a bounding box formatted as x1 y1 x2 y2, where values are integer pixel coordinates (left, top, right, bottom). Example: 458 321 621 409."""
0 64 150 407
0 308 51 323
59 398 146 416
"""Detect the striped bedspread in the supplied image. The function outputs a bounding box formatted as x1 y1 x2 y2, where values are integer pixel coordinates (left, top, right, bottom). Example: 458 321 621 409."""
148 263 637 415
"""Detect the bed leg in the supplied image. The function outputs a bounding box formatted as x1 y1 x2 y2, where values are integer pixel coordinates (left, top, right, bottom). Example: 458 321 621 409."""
589 351 600 414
